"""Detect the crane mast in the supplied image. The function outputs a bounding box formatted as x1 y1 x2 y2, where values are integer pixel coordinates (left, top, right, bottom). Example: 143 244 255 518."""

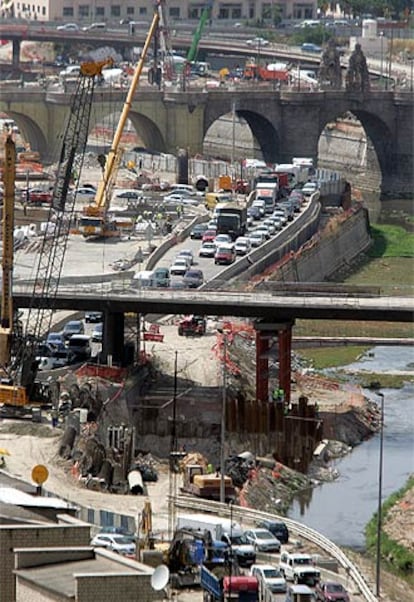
79 9 160 239
186 1 213 64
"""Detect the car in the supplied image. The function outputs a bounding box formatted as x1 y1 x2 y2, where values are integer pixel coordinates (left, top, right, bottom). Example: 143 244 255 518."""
255 225 272 239
267 215 284 230
214 233 233 245
62 320 85 341
51 348 77 368
75 187 97 202
183 269 204 288
162 192 185 203
214 244 236 265
250 564 287 594
301 43 322 53
315 581 350 602
244 528 281 552
26 188 52 206
246 37 269 47
90 533 136 556
278 201 295 220
234 236 251 256
202 229 217 243
85 311 103 323
113 189 143 201
170 257 189 276
207 219 218 230
248 231 266 247
177 249 194 265
120 17 133 24
272 209 288 226
252 200 266 217
82 22 106 32
199 241 216 258
190 223 209 239
91 322 103 343
46 332 66 349
257 519 289 544
153 267 170 288
247 205 262 220
67 334 91 360
56 23 79 31
263 219 277 235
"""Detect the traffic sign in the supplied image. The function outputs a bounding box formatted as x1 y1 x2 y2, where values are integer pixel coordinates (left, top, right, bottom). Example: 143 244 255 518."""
31 464 49 485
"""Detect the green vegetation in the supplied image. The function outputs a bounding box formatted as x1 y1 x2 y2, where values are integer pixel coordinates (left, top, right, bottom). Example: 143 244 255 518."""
365 476 414 581
298 346 370 369
369 225 414 258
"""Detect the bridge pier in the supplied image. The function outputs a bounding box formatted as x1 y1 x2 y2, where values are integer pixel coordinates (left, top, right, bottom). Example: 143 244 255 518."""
12 40 20 69
255 321 294 405
102 312 125 366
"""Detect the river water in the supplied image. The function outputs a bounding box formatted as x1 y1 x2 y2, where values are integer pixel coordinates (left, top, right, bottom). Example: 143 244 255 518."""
288 347 414 550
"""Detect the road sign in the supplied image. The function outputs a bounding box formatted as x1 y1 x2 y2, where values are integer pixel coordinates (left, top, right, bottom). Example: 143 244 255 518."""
31 464 49 485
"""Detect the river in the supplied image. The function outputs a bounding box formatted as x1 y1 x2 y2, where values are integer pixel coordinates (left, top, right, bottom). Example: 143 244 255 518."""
288 346 414 550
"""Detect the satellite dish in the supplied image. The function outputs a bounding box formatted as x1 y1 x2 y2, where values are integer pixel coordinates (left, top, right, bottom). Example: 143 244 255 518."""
151 564 170 591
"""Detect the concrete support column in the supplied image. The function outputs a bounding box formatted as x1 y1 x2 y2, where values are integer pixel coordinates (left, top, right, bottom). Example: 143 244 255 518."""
255 321 294 406
102 311 125 366
12 39 20 68
278 326 293 404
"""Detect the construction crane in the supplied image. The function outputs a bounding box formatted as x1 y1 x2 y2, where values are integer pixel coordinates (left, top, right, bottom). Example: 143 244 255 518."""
0 59 112 414
78 9 160 239
186 1 213 65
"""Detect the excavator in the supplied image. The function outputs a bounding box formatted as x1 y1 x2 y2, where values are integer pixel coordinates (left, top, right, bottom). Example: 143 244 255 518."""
78 7 161 239
0 58 114 416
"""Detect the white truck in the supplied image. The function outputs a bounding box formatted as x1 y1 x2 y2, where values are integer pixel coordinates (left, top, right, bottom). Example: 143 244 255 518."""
176 513 256 568
279 552 320 586
254 183 278 214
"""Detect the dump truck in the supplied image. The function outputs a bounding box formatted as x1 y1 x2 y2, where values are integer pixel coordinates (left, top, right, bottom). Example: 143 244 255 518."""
215 203 247 240
181 464 235 500
178 316 206 337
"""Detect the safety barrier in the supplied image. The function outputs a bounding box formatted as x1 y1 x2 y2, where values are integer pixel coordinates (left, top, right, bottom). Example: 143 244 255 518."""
173 495 378 602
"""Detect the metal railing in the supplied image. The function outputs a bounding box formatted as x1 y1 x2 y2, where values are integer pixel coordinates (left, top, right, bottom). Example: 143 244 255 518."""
174 495 378 602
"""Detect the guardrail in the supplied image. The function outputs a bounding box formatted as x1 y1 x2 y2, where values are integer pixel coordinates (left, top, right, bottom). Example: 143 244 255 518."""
174 495 378 602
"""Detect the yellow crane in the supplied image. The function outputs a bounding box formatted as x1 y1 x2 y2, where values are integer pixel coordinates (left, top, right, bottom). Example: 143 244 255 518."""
78 9 160 239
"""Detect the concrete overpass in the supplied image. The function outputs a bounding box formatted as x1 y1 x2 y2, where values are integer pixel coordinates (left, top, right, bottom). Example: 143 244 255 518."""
1 85 413 198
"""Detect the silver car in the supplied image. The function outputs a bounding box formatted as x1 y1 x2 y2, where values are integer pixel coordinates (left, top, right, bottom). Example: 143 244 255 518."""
90 533 136 556
244 528 281 553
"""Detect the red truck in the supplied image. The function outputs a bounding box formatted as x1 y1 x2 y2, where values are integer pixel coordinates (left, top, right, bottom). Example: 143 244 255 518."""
244 63 290 82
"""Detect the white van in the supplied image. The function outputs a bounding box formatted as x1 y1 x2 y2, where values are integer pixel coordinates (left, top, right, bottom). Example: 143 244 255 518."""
59 65 81 78
132 270 155 289
82 22 106 31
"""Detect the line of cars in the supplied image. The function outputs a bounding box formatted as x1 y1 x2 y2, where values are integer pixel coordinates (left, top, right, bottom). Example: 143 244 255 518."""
37 314 103 371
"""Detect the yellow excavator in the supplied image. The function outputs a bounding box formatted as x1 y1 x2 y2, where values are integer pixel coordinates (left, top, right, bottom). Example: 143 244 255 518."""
78 9 160 239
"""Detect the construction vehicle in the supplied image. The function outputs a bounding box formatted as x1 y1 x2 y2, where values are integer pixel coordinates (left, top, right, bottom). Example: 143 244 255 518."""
0 59 113 415
177 315 206 337
201 565 259 602
215 202 248 240
186 1 213 74
167 527 229 588
78 9 160 239
244 62 290 82
180 464 235 501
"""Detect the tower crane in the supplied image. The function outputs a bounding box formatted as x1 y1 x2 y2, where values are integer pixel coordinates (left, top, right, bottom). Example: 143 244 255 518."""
0 59 113 414
78 8 160 239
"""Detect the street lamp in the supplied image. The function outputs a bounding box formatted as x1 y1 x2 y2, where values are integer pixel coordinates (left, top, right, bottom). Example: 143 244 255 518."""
375 390 385 598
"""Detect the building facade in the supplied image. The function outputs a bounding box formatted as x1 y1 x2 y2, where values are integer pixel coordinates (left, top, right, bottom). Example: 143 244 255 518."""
6 1 317 24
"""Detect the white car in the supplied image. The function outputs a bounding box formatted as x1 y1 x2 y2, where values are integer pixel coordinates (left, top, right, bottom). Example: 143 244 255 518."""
75 187 97 202
199 241 216 258
177 249 194 265
163 192 184 203
56 23 79 31
254 225 272 240
248 231 266 247
234 236 251 256
90 533 136 556
170 257 189 275
250 564 287 594
263 219 277 235
214 233 233 245
246 37 269 47
244 528 281 553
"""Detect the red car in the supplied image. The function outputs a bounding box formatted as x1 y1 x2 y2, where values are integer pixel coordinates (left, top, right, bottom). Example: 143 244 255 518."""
202 228 217 243
27 188 53 205
214 244 236 265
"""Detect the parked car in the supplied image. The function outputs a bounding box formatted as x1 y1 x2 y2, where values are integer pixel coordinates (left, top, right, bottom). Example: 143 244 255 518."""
170 257 189 276
190 223 208 239
250 564 287 594
183 269 204 288
214 244 236 265
26 188 52 206
62 320 85 341
91 322 103 343
90 533 136 556
113 189 143 201
85 311 103 323
315 581 350 602
257 519 289 544
199 241 216 258
244 528 281 553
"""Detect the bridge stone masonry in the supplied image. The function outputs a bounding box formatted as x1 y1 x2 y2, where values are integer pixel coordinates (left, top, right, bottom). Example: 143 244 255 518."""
1 85 413 199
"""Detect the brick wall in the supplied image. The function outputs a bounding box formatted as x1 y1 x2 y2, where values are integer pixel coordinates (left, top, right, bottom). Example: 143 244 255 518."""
76 574 162 602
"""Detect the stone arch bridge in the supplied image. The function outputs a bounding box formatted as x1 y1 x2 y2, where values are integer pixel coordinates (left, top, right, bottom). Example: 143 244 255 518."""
1 86 412 198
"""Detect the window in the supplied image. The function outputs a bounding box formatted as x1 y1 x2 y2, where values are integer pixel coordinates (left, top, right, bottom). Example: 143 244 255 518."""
63 7 73 17
96 7 104 16
138 7 147 15
126 6 134 15
218 8 229 19
79 5 90 18
111 5 121 17
169 7 180 18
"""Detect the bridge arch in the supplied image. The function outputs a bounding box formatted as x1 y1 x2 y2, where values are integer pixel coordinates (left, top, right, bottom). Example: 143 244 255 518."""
3 111 47 157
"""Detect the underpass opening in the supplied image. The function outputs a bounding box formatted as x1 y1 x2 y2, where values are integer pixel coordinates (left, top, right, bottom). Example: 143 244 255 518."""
0 111 47 159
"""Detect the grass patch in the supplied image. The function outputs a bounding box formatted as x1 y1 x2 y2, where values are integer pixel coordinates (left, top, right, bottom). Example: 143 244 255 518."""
369 225 414 258
365 476 414 580
298 346 370 369
295 319 414 339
